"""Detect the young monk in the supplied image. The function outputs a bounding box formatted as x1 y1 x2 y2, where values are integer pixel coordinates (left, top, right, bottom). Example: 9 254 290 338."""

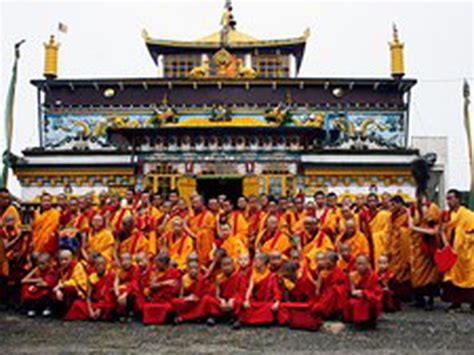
171 260 212 324
337 242 355 274
81 214 115 267
31 193 61 254
344 254 383 328
134 251 152 314
114 252 139 322
21 253 57 317
311 251 350 320
277 261 321 330
53 249 89 318
238 253 282 327
142 252 181 325
65 255 115 321
377 254 400 312
205 256 246 325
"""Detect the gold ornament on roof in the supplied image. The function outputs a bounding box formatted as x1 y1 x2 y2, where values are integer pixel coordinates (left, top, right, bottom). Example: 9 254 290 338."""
188 58 210 78
213 48 233 76
236 58 256 78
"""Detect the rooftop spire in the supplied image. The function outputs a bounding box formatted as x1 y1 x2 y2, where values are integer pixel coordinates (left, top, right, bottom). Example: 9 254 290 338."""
220 0 236 46
389 23 405 79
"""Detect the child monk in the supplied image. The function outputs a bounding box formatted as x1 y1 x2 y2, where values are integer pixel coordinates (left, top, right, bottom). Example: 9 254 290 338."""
337 242 355 274
205 256 246 326
377 254 400 312
53 249 89 318
344 254 383 328
65 255 115 321
21 252 57 317
238 253 282 327
171 260 213 324
142 252 181 325
114 252 139 322
134 251 152 314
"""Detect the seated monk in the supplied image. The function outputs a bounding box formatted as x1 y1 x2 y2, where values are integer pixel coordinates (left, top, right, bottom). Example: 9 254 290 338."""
344 254 383 328
255 216 292 256
237 253 252 288
302 218 334 271
311 251 350 320
377 254 400 312
268 250 283 274
53 249 89 318
81 214 115 267
115 216 149 262
238 253 282 327
216 223 248 265
171 260 213 323
31 193 61 255
113 252 139 322
134 251 152 314
297 216 320 250
205 256 246 326
336 217 369 262
65 255 115 321
21 253 57 317
163 217 195 270
142 252 181 325
337 242 355 274
277 260 321 330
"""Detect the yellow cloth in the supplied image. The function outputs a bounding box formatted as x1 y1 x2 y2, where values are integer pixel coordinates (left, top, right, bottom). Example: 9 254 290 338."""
227 211 249 244
0 204 21 234
251 267 270 284
219 235 248 264
167 233 194 270
256 229 292 255
303 230 335 270
119 230 149 257
336 229 369 259
62 261 89 299
443 206 474 288
188 210 216 265
31 208 61 253
85 228 115 264
387 210 411 284
369 209 391 271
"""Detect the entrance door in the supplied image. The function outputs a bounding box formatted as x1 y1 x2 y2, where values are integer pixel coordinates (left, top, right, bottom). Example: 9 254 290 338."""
197 177 242 204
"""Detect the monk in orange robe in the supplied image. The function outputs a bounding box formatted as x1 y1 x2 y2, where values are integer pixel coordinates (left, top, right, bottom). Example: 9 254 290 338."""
220 200 249 244
258 200 288 235
134 251 153 313
135 191 161 256
386 195 412 300
21 252 57 317
296 216 320 249
246 195 264 253
255 215 292 255
171 260 213 323
303 217 335 270
116 215 149 261
0 188 21 234
157 201 183 238
81 214 115 267
290 196 307 235
53 249 89 318
408 195 441 310
106 195 132 238
31 193 61 255
114 252 140 321
344 254 383 328
216 223 248 264
142 252 181 325
62 197 90 235
277 260 321 330
163 217 195 270
336 215 369 260
238 253 282 326
65 255 115 321
188 195 216 265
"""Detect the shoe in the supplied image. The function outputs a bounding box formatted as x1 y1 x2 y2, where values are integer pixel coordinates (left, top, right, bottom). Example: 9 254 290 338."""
42 308 52 317
206 317 216 326
232 320 241 330
27 310 36 318
173 316 183 325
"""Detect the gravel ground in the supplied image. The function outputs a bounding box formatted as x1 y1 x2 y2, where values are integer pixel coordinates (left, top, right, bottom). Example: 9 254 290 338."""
0 303 473 354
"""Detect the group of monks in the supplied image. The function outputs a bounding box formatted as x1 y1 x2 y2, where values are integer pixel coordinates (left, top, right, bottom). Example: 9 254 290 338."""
0 186 473 330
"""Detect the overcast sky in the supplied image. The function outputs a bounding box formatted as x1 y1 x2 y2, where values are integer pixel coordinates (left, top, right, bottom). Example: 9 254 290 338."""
1 0 473 195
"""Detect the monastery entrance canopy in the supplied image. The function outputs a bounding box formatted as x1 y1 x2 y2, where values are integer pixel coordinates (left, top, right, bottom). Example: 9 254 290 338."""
13 1 421 203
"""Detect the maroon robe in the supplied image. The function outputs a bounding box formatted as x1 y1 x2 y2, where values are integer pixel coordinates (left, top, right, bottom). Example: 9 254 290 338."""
377 270 401 312
21 267 57 302
205 271 246 319
311 266 350 319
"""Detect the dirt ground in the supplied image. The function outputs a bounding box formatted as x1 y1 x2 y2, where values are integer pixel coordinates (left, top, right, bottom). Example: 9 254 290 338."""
0 303 473 354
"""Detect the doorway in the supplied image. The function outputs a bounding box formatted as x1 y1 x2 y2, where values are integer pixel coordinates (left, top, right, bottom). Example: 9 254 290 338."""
197 177 243 204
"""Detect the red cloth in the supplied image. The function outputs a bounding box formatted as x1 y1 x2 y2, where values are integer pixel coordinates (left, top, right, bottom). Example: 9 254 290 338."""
311 267 350 319
206 271 247 318
171 274 214 322
377 270 401 312
115 265 140 315
65 271 115 321
343 270 383 324
239 272 282 325
21 267 57 302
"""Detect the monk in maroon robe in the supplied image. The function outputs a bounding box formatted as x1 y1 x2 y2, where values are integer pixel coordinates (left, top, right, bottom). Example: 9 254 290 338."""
114 252 140 321
376 254 400 312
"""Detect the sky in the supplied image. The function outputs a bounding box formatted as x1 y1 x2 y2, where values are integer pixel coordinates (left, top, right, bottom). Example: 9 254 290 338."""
1 0 473 196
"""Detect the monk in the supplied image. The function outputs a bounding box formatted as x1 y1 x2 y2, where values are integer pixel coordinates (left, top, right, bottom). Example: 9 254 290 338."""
291 196 307 235
377 254 400 312
303 217 334 270
246 195 264 253
114 252 139 321
366 193 391 270
207 198 221 216
386 195 412 301
135 191 161 256
258 200 287 235
65 255 115 321
157 201 183 237
255 215 291 255
31 193 61 254
21 253 57 317
311 251 350 320
81 214 115 267
277 261 321 330
238 253 282 327
337 242 355 274
344 255 383 328
134 251 152 313
336 217 369 261
62 197 89 235
163 217 195 270
313 191 338 241
53 249 89 318
0 188 21 236
188 195 216 265
172 260 213 323
205 256 246 325
220 200 249 244
216 223 247 265
442 189 474 312
297 216 320 249
407 193 441 311
142 252 181 325
116 216 149 261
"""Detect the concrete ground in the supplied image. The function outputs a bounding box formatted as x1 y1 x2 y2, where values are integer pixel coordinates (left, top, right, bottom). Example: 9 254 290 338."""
0 304 473 354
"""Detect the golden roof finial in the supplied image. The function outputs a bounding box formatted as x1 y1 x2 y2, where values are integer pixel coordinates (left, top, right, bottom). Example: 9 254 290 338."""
44 34 59 79
304 27 311 39
389 23 405 79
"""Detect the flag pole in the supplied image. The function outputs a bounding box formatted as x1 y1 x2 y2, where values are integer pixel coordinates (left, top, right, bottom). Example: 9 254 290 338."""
463 79 474 208
1 40 25 189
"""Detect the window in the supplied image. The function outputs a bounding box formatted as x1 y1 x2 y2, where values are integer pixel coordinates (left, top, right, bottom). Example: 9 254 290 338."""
252 54 290 78
163 54 202 78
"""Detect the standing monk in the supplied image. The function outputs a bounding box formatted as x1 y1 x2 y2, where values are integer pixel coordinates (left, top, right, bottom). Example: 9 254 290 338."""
365 193 391 270
188 195 216 265
31 193 61 255
220 200 249 245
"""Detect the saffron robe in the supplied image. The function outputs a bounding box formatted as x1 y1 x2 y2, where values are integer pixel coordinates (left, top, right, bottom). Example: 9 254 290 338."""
31 208 61 254
164 231 195 270
219 235 248 264
367 209 391 271
303 230 335 270
118 229 149 258
84 228 115 265
135 205 161 255
256 229 292 255
188 209 216 265
226 211 249 244
59 260 89 300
